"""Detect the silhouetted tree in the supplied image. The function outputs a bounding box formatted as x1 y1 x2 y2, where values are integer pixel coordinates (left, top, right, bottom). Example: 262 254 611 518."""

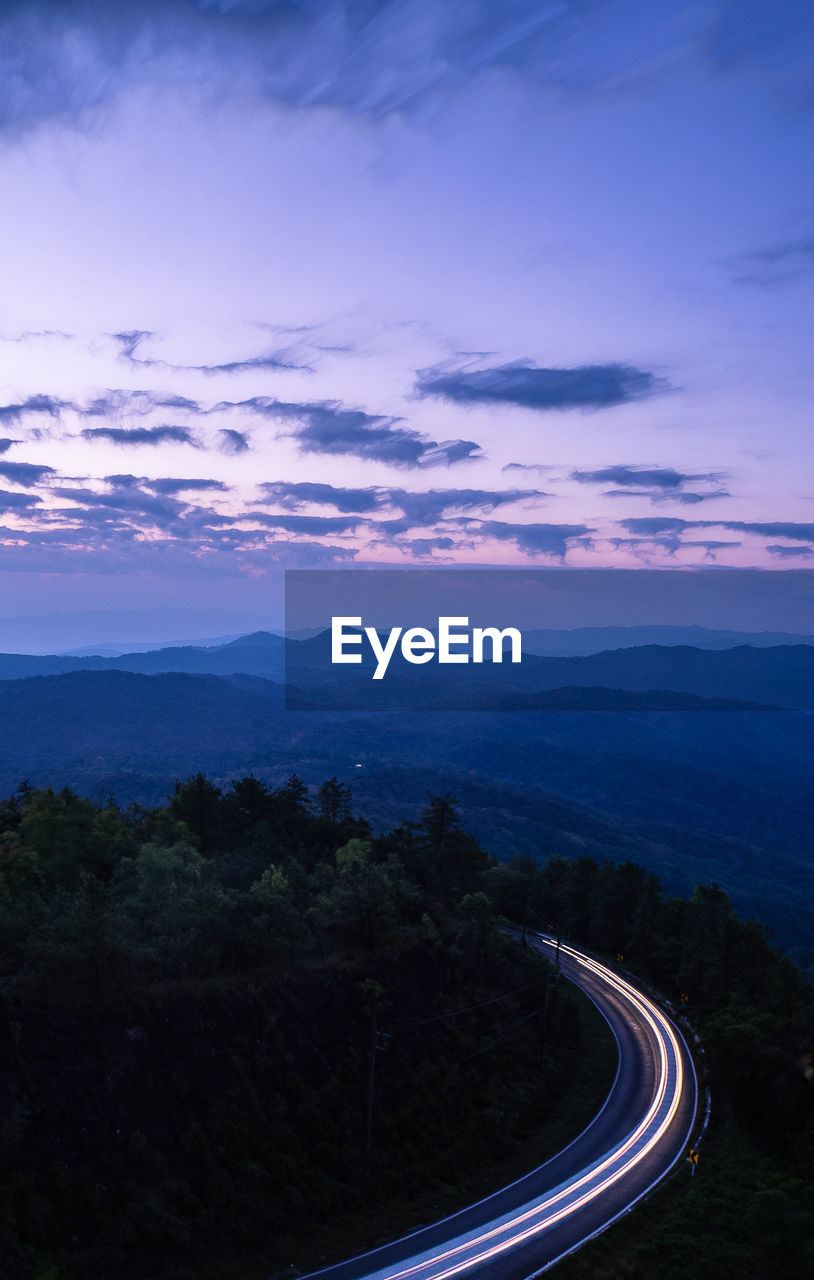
317 777 352 824
169 773 223 853
419 793 460 844
278 773 310 818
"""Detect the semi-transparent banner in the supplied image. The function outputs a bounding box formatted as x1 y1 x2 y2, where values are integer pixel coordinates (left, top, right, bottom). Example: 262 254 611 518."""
284 569 814 711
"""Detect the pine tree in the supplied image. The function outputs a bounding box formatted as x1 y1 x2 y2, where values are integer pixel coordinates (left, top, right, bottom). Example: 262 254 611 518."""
317 777 352 824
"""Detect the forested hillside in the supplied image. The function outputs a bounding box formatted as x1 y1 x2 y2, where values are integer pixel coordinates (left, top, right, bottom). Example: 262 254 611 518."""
0 778 811 1280
0 669 813 967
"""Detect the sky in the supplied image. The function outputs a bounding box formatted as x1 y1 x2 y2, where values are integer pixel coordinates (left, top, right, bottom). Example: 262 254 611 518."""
1 0 814 632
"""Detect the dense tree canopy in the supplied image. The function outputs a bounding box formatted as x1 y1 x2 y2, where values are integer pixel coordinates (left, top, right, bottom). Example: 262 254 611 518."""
0 776 810 1280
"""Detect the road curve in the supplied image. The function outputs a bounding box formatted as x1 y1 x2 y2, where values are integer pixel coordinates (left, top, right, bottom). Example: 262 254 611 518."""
303 935 698 1280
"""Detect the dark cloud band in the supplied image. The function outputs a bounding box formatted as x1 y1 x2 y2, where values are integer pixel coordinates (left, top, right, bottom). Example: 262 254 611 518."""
219 397 484 468
81 425 199 447
415 360 662 411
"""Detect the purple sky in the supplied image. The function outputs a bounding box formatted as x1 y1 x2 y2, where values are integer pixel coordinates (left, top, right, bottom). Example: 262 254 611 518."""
1 1 814 626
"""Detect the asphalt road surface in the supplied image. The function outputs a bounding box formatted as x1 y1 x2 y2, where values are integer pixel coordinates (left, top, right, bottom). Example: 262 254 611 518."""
303 933 699 1280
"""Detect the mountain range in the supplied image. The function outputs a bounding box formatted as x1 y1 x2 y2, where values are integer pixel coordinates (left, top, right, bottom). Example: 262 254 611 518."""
0 633 813 969
1 629 814 710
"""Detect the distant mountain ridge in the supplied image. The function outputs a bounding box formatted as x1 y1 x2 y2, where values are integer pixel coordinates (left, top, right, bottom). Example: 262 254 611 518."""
0 631 813 709
61 633 248 656
522 624 814 655
286 633 814 711
0 631 286 680
3 620 814 661
0 607 280 653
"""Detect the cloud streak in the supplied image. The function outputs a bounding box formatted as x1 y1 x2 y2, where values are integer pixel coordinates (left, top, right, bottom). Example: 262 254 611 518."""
217 428 251 455
0 489 41 511
221 397 484 468
245 512 365 536
766 544 814 558
103 474 230 496
415 360 663 412
621 517 814 544
572 464 728 505
81 425 199 447
477 520 592 559
572 465 720 490
112 329 310 374
259 481 385 514
0 395 68 424
731 236 814 286
0 461 55 486
78 389 203 418
257 481 548 521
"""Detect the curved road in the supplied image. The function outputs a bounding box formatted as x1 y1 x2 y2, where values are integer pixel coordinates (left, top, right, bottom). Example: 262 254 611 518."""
304 935 698 1280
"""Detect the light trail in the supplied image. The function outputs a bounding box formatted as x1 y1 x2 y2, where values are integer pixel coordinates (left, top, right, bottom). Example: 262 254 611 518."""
303 935 697 1280
358 939 689 1280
